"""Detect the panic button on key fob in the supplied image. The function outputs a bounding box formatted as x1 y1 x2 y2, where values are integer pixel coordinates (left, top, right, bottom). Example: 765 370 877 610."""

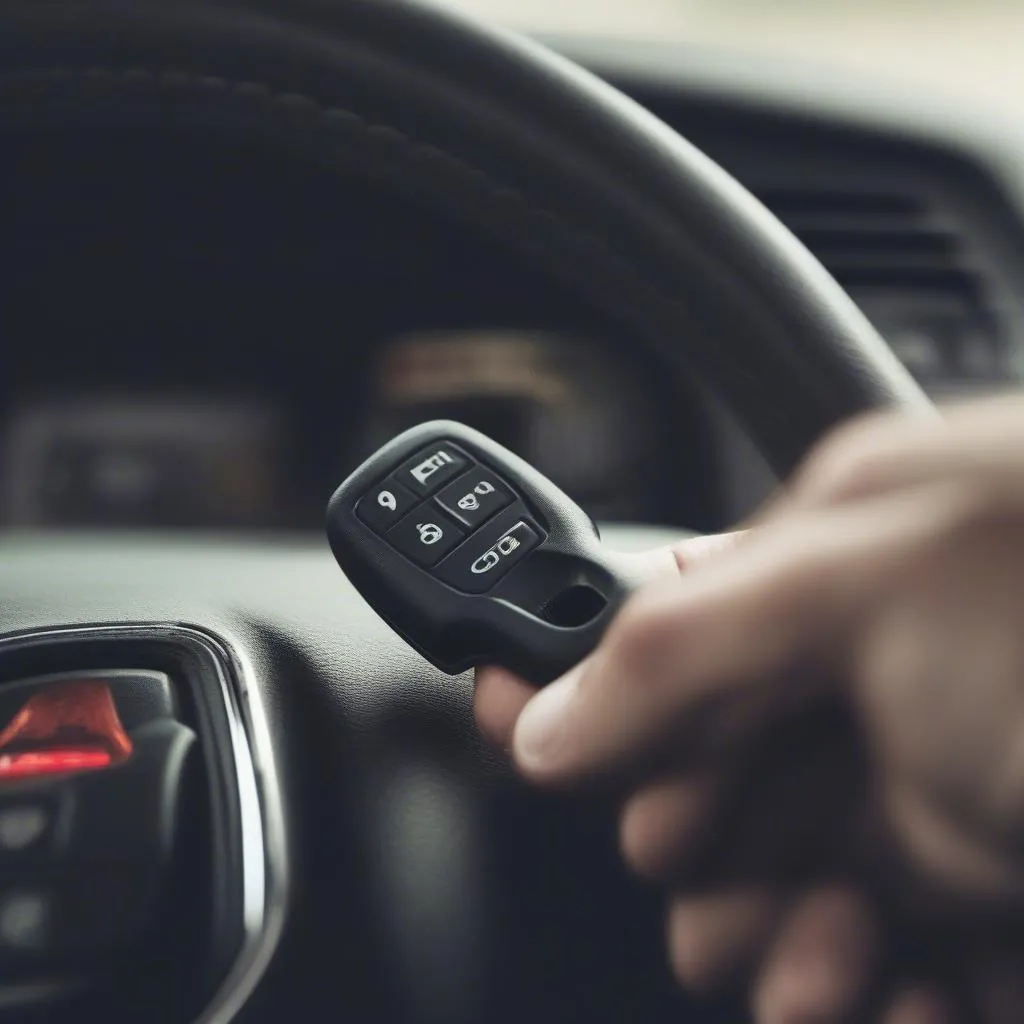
326 421 641 684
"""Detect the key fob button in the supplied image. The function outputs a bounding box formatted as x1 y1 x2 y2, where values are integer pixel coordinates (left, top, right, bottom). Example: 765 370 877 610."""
435 471 513 528
357 479 417 534
435 520 541 593
396 444 471 496
387 509 465 567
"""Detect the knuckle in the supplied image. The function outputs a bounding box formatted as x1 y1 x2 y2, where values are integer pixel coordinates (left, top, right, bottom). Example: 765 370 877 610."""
620 780 714 883
604 586 685 678
936 479 1011 540
797 417 892 504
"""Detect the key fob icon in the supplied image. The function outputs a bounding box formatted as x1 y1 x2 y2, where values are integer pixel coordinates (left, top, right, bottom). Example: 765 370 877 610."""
496 534 520 556
456 479 497 512
471 550 500 574
417 523 444 545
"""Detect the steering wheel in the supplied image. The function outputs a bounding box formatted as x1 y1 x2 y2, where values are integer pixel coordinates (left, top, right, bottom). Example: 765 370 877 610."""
0 1 931 1022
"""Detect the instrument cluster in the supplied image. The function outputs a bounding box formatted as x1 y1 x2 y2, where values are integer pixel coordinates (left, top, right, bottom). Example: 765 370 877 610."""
0 329 696 530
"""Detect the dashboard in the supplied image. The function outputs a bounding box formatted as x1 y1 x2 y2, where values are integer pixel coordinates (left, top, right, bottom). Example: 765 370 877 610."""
3 38 1024 532
0 330 693 529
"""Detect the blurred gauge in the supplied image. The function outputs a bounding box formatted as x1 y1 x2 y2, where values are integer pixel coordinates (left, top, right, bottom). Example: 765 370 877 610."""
363 330 661 520
1 398 285 528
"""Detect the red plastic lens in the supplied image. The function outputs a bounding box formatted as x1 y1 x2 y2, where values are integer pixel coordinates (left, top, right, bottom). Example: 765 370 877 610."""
0 679 132 783
0 747 113 780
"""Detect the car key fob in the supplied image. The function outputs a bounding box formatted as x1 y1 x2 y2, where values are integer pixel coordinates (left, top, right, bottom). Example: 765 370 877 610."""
326 421 647 684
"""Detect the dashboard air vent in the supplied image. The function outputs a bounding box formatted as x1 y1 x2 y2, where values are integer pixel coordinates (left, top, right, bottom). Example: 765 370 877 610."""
759 186 1005 387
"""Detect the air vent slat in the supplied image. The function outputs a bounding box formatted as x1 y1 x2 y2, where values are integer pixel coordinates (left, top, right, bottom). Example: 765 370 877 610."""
830 268 980 295
757 188 926 217
756 183 1003 385
778 213 933 234
813 251 966 274
759 188 976 286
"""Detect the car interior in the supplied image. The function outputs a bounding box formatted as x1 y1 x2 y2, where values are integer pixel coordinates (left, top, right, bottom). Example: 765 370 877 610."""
0 0 1017 1021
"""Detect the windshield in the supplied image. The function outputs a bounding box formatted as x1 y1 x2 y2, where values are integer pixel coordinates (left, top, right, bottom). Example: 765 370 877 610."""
450 0 1023 116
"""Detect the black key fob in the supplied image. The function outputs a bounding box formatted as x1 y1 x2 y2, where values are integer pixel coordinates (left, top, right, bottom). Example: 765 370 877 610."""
326 421 644 684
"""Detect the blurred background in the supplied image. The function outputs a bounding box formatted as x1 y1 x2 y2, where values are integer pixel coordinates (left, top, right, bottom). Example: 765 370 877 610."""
3 0 1023 535
457 0 1024 118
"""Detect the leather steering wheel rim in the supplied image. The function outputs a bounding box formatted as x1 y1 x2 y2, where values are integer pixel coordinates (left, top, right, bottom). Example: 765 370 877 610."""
0 2 934 1022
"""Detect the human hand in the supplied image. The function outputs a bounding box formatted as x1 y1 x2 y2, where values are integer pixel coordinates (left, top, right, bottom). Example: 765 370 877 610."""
475 395 1024 1023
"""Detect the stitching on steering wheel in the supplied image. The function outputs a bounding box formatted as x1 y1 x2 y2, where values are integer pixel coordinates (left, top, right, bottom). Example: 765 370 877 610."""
0 65 792 436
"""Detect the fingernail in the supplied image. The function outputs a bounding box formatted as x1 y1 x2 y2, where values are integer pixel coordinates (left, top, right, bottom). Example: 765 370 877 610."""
513 666 582 771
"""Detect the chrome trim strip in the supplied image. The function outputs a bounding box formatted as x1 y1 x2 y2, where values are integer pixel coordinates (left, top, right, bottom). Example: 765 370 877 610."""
0 623 288 1024
182 626 288 1024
